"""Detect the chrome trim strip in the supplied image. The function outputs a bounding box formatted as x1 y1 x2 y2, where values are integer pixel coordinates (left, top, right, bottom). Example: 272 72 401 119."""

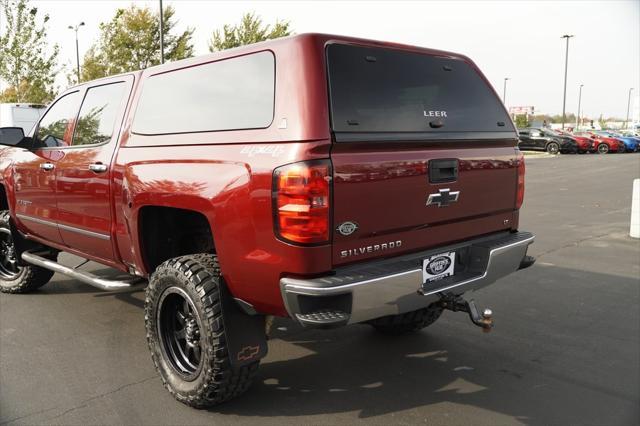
57 223 110 240
16 213 56 228
16 213 110 240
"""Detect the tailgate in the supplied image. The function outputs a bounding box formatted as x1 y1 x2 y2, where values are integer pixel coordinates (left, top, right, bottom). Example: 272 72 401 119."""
326 43 519 266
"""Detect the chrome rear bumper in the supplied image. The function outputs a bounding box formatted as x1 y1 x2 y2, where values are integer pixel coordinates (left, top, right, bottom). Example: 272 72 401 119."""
280 231 534 327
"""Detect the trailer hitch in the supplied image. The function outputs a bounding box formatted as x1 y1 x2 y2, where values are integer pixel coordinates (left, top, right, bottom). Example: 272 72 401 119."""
439 295 493 333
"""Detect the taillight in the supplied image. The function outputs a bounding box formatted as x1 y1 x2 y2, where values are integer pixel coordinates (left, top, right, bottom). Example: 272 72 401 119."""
516 152 525 209
273 160 331 244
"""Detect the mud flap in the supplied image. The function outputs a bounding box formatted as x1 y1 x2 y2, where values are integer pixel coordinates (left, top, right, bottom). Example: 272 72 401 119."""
219 282 268 370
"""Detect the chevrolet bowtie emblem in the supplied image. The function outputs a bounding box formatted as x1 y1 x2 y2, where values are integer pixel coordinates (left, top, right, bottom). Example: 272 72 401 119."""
426 188 460 207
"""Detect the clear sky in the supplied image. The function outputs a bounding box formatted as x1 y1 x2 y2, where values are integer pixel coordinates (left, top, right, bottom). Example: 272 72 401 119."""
3 0 640 120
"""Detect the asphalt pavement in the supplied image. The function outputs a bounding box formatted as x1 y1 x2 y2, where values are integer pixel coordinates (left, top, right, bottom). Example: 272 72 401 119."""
1 153 639 425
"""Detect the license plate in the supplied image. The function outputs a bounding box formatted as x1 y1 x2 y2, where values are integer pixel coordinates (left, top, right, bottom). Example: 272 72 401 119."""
422 251 455 284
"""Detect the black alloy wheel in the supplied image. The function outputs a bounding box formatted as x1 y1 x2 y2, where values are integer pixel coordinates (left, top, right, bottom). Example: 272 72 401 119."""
0 210 56 293
0 227 20 279
157 286 203 380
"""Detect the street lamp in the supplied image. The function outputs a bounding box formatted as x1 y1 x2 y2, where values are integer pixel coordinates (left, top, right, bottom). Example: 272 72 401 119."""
560 34 574 129
625 88 634 129
576 84 584 130
503 77 510 105
68 22 85 84
159 0 164 64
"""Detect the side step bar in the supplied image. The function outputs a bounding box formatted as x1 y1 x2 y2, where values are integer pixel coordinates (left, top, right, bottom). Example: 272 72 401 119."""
21 252 144 291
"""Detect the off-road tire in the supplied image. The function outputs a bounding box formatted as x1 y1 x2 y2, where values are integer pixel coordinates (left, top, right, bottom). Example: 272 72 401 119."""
0 211 56 294
369 304 444 335
145 253 259 408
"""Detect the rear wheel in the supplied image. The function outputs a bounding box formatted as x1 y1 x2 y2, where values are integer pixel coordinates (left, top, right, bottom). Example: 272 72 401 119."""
597 143 609 154
145 254 259 407
369 303 443 335
0 211 56 294
546 142 560 155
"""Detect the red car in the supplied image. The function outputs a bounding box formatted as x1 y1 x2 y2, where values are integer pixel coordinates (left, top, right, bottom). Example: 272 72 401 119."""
574 131 624 154
569 135 594 153
555 130 592 153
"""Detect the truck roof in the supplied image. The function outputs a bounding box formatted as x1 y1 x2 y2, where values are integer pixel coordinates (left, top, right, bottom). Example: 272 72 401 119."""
60 33 477 97
140 33 472 76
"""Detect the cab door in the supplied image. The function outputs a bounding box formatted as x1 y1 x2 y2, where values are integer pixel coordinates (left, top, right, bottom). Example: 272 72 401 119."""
55 76 133 263
12 91 81 243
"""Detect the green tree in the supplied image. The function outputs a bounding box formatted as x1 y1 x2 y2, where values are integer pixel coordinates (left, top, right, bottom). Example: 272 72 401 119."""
0 0 59 103
82 4 194 81
208 12 292 52
514 115 529 128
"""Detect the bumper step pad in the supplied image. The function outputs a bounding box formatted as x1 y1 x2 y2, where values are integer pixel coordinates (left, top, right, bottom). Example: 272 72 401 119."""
295 309 350 326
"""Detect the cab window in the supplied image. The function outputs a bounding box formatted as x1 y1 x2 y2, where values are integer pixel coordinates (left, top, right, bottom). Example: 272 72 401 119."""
34 92 81 148
73 82 127 146
132 51 275 135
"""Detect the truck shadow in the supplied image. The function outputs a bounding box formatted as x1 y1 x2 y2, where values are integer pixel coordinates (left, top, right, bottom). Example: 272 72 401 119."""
217 322 532 421
213 264 639 423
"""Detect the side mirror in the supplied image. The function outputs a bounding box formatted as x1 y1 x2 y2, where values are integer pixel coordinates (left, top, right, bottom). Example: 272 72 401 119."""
0 127 25 146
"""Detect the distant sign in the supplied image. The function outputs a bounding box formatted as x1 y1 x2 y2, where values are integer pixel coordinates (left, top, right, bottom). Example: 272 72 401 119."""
509 106 535 115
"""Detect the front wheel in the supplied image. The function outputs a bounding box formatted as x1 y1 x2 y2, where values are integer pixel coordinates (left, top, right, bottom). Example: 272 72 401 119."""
145 254 259 407
0 211 56 294
597 143 609 154
546 142 560 155
369 303 444 335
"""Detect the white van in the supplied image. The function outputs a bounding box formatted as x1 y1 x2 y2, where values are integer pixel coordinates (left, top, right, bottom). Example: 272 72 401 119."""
0 103 47 134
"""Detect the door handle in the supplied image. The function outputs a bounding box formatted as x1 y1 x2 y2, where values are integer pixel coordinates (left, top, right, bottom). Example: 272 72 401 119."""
428 159 458 183
89 163 108 173
40 162 54 171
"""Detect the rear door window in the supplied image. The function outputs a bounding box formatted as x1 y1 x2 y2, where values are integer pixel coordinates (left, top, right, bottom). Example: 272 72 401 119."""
132 51 275 135
73 82 127 146
326 44 513 141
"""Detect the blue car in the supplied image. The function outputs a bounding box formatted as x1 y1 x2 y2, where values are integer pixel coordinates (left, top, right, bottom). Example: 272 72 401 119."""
594 131 639 152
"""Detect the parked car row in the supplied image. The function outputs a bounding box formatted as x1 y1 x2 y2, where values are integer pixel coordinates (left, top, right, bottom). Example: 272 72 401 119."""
517 127 639 154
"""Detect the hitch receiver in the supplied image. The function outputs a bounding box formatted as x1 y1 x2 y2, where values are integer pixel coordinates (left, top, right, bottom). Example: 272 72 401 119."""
439 295 493 333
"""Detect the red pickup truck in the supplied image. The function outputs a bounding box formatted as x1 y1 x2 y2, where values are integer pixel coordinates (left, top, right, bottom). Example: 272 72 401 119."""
0 34 534 407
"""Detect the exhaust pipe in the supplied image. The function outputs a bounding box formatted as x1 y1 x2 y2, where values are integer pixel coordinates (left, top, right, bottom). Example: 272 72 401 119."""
21 251 144 291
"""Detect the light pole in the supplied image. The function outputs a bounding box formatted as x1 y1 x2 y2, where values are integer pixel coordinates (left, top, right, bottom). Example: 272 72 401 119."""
560 34 574 129
576 84 583 130
625 88 634 129
159 0 165 64
503 77 510 105
68 22 85 83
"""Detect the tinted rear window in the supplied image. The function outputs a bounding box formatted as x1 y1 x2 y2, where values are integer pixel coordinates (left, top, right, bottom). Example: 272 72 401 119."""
132 51 275 135
327 44 512 140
